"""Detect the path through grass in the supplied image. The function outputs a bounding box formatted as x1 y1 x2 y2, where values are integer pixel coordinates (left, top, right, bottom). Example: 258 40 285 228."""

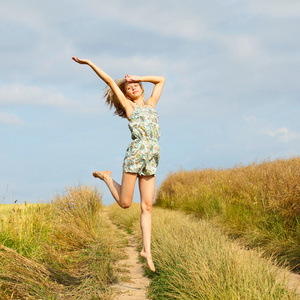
109 203 299 300
104 211 150 299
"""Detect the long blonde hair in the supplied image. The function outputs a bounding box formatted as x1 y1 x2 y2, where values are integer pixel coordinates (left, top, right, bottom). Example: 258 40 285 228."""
104 79 144 118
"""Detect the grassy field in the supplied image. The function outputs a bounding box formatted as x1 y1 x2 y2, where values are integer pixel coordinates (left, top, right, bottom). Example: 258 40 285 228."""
155 157 300 272
0 185 125 300
109 203 299 299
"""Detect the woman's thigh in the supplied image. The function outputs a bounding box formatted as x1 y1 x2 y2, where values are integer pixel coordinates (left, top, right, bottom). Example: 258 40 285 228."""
120 172 138 207
138 175 156 209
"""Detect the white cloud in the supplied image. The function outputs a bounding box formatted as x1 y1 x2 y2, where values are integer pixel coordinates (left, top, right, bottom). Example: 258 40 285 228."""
267 127 300 143
0 0 211 42
267 127 289 137
0 84 76 108
0 112 25 126
80 0 213 41
0 84 106 115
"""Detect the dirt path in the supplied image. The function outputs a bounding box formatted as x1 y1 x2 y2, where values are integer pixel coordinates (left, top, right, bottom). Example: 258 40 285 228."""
103 212 150 300
288 273 300 295
278 270 300 296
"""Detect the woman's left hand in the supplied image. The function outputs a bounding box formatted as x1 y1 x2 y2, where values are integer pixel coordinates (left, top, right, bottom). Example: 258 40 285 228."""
125 74 142 82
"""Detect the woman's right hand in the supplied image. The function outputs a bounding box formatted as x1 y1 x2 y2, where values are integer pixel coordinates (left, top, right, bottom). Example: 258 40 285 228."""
72 57 91 65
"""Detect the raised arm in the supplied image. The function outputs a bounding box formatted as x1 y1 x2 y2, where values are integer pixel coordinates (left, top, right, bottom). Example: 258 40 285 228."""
142 76 165 107
72 57 130 111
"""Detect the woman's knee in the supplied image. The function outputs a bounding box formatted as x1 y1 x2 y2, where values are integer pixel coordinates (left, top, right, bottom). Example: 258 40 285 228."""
120 201 131 209
119 196 132 209
141 201 152 213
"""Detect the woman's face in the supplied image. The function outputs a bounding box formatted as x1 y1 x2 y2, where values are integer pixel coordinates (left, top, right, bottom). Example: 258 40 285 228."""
125 82 143 99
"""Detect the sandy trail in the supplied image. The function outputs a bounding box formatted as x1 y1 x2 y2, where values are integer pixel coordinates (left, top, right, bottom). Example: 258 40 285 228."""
104 212 150 300
279 270 300 296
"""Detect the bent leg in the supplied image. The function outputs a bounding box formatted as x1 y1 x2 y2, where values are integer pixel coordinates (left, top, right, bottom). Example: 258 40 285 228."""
139 175 156 272
93 171 137 208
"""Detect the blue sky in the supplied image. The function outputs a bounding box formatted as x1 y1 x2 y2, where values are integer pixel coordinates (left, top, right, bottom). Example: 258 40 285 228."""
1 0 299 205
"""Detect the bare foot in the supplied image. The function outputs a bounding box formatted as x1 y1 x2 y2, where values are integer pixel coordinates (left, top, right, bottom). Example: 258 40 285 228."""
140 251 155 272
92 170 111 181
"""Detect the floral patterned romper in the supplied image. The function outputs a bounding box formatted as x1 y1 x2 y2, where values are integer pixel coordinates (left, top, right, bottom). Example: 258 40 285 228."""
123 104 161 176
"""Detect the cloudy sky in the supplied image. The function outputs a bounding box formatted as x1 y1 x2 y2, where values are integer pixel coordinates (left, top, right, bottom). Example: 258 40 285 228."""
1 0 299 205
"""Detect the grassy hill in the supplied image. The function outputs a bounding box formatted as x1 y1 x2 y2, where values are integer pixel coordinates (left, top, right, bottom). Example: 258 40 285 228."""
155 157 300 272
0 185 124 299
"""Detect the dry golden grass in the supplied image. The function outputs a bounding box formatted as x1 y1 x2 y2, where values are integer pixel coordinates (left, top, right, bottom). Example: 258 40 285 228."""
0 185 125 299
109 203 299 299
156 157 300 217
155 157 300 271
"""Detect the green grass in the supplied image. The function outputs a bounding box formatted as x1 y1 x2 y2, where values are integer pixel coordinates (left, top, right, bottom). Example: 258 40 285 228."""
109 203 299 299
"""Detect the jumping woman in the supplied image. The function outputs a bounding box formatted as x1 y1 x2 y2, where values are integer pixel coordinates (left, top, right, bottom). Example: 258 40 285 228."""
72 57 165 272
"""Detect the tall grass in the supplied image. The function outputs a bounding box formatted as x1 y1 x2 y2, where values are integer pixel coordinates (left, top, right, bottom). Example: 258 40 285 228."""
0 202 53 259
0 185 124 299
155 157 300 271
109 203 298 299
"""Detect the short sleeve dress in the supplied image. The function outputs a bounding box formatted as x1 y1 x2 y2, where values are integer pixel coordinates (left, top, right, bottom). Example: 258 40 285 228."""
123 104 161 176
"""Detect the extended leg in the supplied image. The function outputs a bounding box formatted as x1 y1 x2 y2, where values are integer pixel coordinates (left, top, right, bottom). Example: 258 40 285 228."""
139 175 156 272
93 171 138 208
